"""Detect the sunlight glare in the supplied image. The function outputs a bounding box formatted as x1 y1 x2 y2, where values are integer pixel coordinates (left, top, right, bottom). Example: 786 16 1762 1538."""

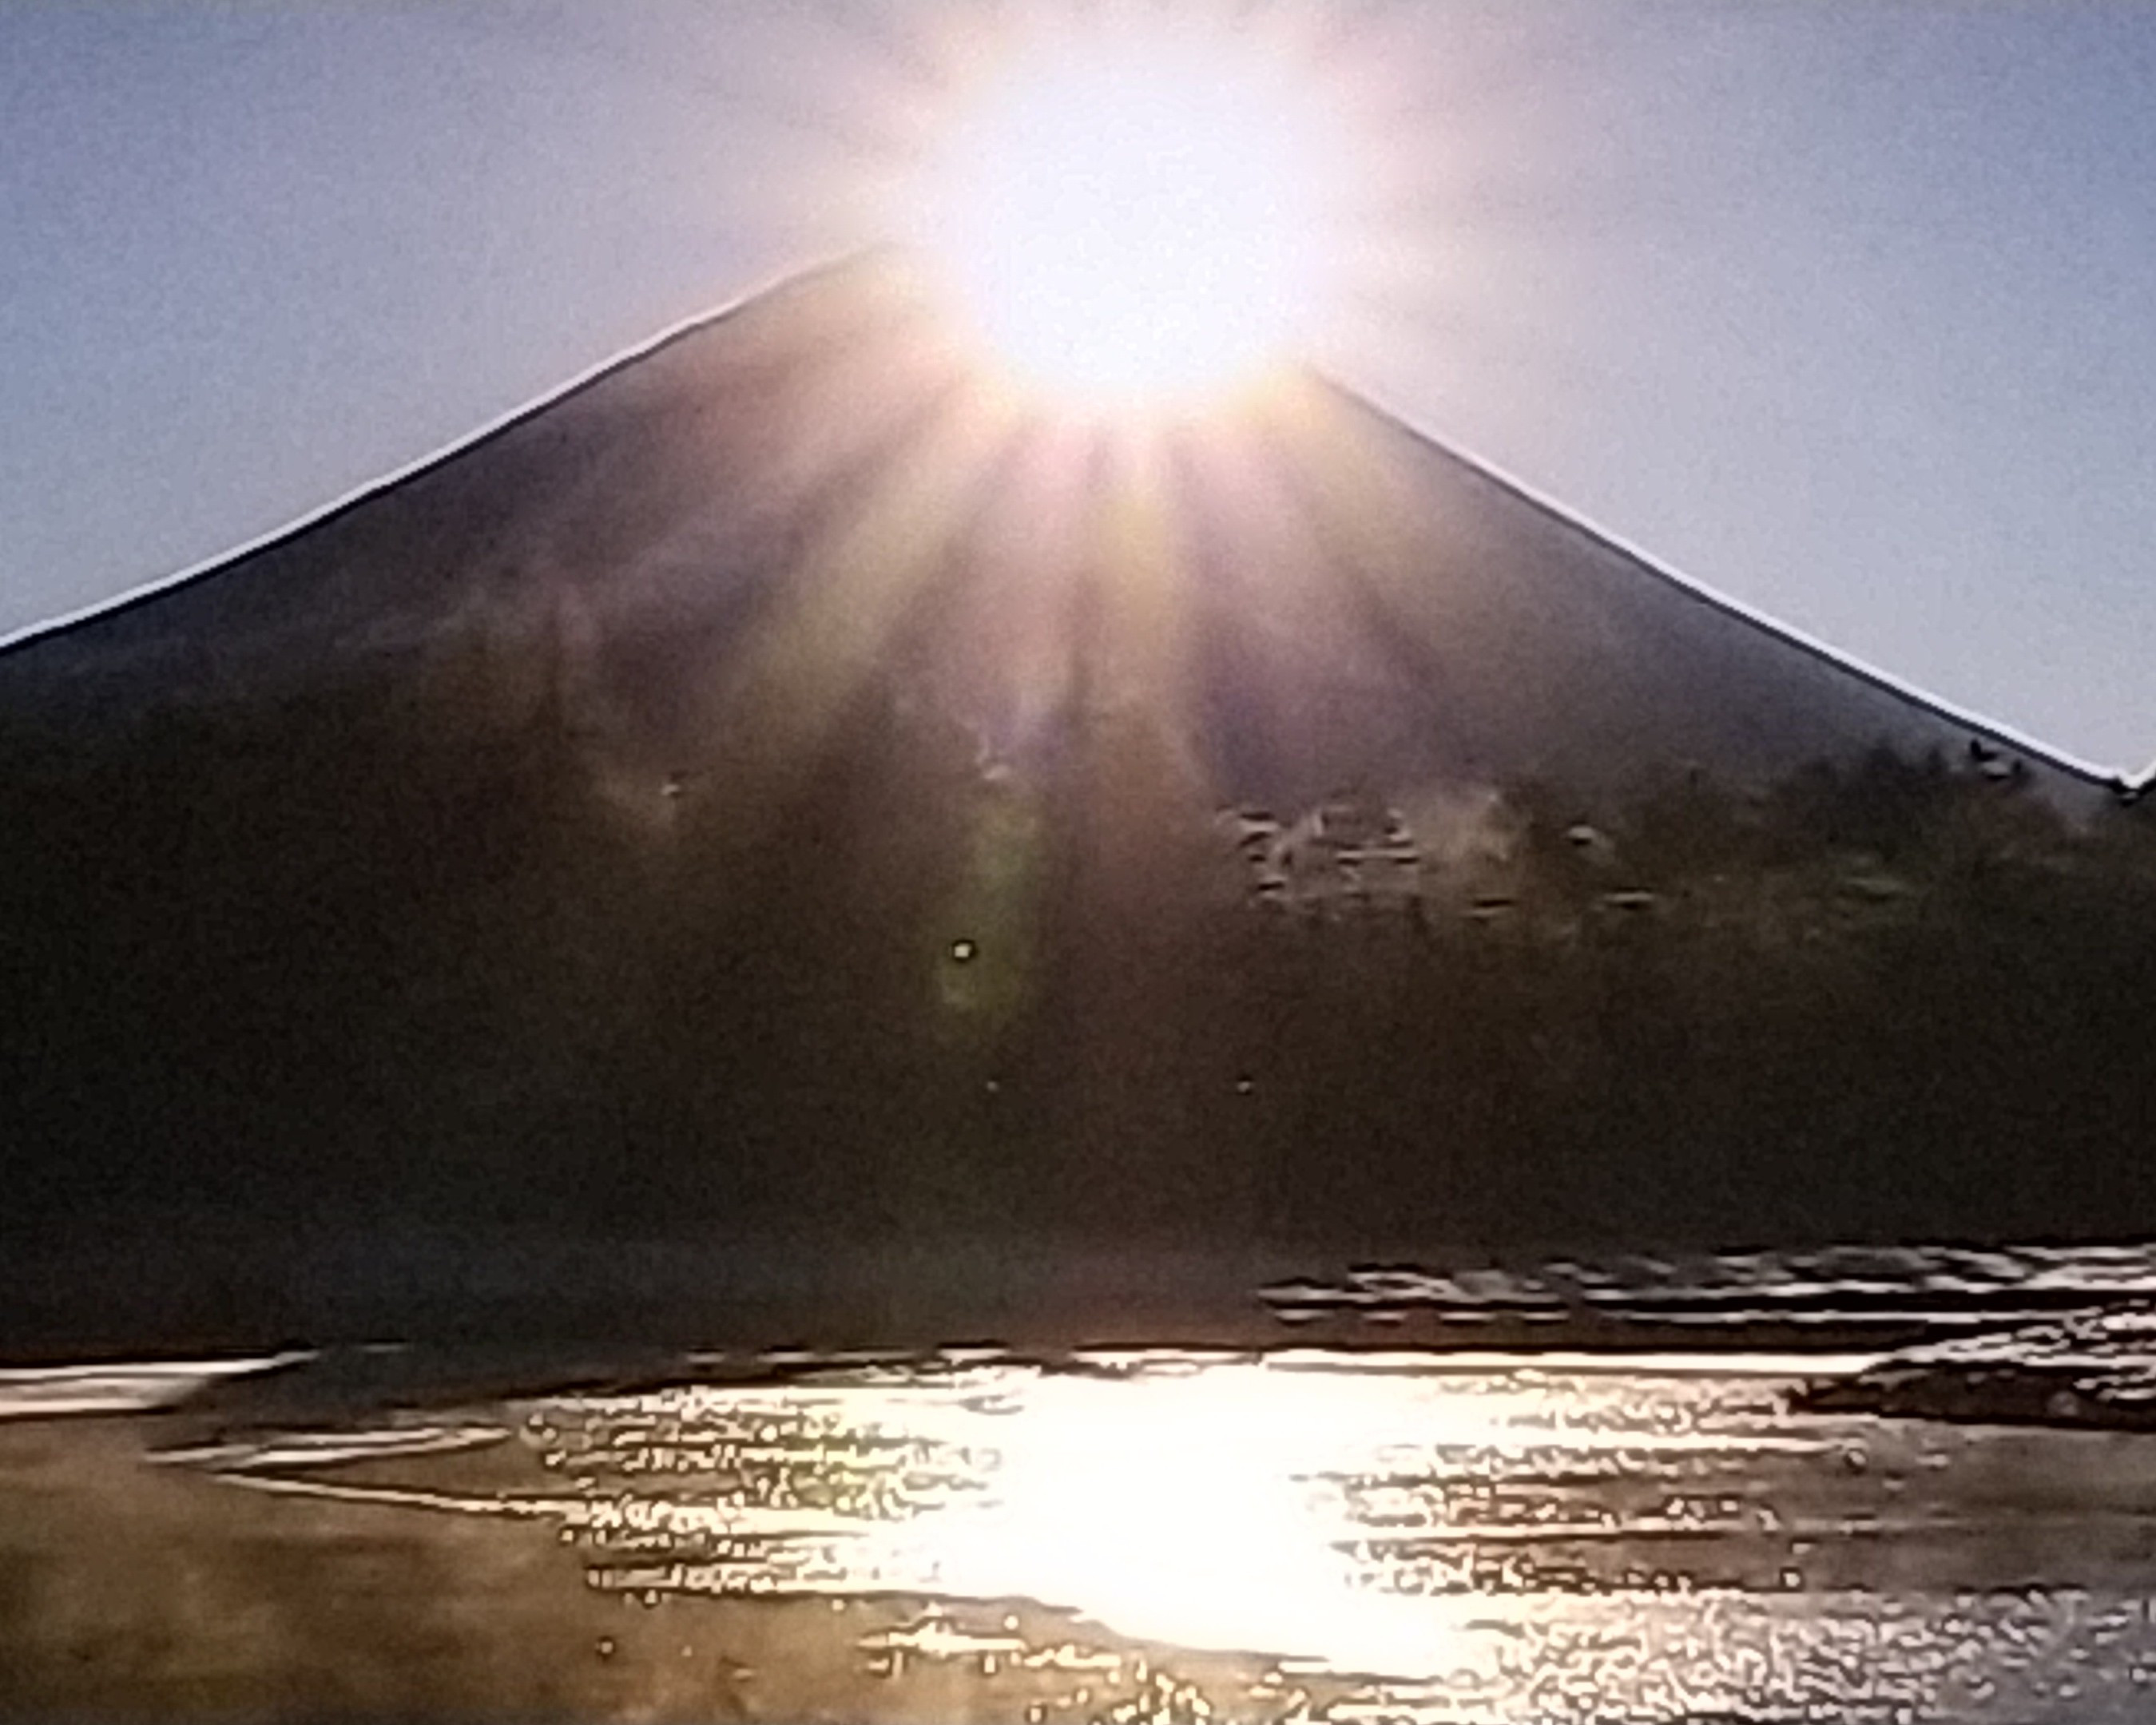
921 31 1337 410
930 1362 1485 1673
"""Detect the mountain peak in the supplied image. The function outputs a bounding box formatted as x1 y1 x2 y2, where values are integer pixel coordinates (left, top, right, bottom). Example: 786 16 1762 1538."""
0 251 2106 813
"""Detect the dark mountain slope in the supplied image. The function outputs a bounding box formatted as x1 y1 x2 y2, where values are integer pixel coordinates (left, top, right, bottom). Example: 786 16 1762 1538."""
2 253 2150 1351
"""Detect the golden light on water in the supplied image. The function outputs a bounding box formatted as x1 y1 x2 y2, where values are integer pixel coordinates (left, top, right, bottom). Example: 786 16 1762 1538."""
924 1365 1479 1675
22 1350 2156 1719
161 1353 2001 1715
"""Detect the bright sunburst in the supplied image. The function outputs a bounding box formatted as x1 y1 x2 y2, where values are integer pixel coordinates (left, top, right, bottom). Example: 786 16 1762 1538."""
916 19 1347 412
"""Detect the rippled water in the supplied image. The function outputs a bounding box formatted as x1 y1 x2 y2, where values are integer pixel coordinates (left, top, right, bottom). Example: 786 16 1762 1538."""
1264 1242 2156 1332
9 1345 2156 1720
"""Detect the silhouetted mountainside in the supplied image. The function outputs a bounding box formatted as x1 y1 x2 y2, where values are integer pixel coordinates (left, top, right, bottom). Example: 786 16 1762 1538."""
2 253 2151 1351
0 257 2112 809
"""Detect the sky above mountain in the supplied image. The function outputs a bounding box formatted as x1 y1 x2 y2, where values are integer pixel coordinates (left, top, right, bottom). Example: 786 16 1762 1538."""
2 1 2151 771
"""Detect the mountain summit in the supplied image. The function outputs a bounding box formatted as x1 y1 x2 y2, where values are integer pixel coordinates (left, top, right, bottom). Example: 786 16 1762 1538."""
1 254 2107 806
3 254 2150 1350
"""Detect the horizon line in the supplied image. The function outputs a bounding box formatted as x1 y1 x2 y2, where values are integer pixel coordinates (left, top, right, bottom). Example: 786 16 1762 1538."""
0 247 2138 790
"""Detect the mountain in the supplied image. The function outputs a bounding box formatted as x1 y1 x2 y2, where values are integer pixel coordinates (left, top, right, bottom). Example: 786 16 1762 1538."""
3 252 2151 1351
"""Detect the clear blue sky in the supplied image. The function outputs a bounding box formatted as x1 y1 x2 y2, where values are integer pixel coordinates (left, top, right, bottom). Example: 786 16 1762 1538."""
2 2 2150 771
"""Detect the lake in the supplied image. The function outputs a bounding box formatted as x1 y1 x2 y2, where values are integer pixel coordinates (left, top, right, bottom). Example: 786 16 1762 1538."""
6 1340 2156 1721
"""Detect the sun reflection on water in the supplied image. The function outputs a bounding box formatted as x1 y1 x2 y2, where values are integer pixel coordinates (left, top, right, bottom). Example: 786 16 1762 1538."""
242 1358 1812 1672
929 1363 1466 1673
145 1350 2156 1722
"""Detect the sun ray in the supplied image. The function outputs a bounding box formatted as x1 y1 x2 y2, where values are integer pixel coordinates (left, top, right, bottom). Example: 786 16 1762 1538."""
696 369 1022 813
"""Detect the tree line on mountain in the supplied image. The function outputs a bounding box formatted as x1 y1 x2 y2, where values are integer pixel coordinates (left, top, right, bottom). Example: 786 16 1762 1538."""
4 640 2154 1257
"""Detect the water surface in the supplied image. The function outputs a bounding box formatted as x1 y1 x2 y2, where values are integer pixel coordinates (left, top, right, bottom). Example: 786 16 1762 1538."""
7 1345 2156 1720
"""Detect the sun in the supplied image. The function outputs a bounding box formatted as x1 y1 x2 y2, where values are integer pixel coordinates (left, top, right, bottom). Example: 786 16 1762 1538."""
916 23 1342 413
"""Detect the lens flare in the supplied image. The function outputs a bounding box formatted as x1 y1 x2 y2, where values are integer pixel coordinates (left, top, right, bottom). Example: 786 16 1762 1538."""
918 26 1344 412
